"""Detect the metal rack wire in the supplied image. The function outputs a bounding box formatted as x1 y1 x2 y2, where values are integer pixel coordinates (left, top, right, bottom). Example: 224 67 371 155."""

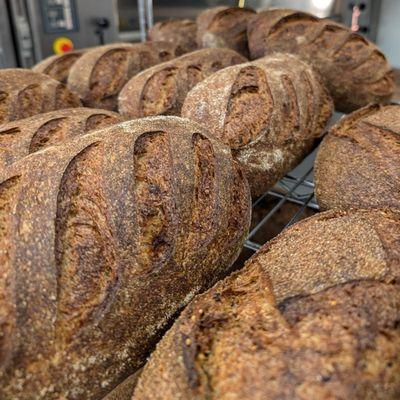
244 162 319 252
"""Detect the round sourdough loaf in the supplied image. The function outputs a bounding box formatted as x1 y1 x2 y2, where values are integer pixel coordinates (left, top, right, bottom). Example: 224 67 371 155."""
0 116 251 399
118 48 246 119
315 103 400 211
32 50 86 84
148 19 198 55
0 69 81 124
247 9 395 112
133 208 400 400
196 7 256 57
182 53 333 197
0 107 121 170
67 41 180 111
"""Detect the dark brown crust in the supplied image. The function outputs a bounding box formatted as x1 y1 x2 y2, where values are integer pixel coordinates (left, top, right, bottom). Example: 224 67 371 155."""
0 116 251 399
0 107 121 170
67 42 179 111
247 9 395 112
0 69 82 124
133 208 400 400
181 53 333 197
196 7 256 57
118 48 247 119
314 103 400 211
148 19 197 55
32 50 86 84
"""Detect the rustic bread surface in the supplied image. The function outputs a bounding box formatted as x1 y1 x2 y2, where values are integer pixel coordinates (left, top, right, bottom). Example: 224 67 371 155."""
133 208 400 400
0 107 121 170
118 48 246 119
315 103 400 211
0 116 251 399
148 19 197 55
182 53 333 197
67 42 179 110
32 50 86 84
196 7 256 57
0 69 82 124
247 8 395 112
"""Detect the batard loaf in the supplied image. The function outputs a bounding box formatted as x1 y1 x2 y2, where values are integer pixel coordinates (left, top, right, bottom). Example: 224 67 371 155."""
315 103 400 211
247 8 395 112
0 107 121 170
67 41 180 111
0 69 81 124
118 48 246 119
0 116 251 399
182 53 333 197
133 208 400 400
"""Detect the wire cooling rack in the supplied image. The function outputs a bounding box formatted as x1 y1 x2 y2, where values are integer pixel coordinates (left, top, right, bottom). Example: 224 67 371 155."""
244 153 319 253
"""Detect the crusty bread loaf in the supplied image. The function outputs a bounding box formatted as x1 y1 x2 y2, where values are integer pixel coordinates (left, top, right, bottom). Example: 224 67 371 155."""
0 107 121 170
315 103 400 211
67 42 179 110
133 208 400 400
148 19 197 55
182 53 333 197
247 9 395 112
0 116 251 399
32 50 85 84
118 48 246 119
196 7 256 57
0 69 81 124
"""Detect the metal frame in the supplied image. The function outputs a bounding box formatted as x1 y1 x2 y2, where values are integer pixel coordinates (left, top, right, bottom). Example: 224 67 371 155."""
244 166 318 252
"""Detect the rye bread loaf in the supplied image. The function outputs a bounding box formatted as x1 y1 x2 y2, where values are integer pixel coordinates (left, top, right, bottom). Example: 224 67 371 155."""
67 42 179 111
133 208 400 400
148 19 197 55
196 7 256 57
0 116 251 400
315 103 400 211
247 9 395 112
32 50 86 84
118 48 246 119
182 53 333 197
0 69 82 124
0 107 121 170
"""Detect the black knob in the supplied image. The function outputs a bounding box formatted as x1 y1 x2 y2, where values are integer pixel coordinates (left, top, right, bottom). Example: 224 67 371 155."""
94 17 110 29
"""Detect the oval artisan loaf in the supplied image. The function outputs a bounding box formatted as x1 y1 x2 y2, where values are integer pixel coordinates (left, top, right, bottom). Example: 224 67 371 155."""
133 208 400 400
67 41 179 110
0 107 121 170
0 116 251 400
32 50 86 84
196 7 256 57
315 103 400 211
247 9 395 112
118 48 246 119
182 53 333 197
0 69 82 124
148 19 197 55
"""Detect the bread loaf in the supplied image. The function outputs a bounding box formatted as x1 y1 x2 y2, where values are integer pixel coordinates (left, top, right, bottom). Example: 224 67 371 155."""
0 69 81 124
133 208 400 400
196 7 256 57
0 116 251 399
32 50 85 84
0 107 121 170
148 19 197 55
67 42 179 110
247 9 395 112
118 48 246 119
315 103 400 211
182 53 333 197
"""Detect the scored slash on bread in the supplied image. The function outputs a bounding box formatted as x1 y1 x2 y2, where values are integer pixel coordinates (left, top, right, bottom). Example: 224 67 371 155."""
247 8 395 112
0 116 251 399
182 53 333 197
133 208 400 400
